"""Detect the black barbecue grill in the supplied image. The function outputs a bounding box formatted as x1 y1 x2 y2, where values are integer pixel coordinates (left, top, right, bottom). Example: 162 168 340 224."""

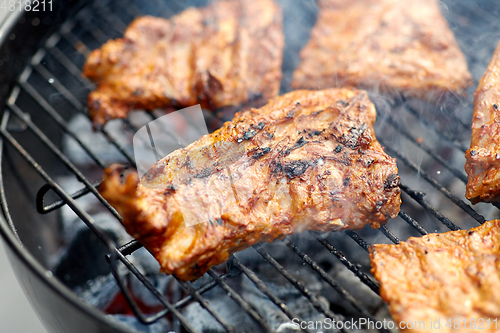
1 0 499 332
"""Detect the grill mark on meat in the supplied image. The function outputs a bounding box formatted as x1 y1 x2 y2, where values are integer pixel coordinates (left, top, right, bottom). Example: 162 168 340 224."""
250 147 271 159
237 122 268 143
384 174 400 190
263 132 274 139
339 123 368 149
308 129 325 137
237 130 257 143
375 200 385 212
283 160 312 179
285 137 308 155
312 109 324 116
286 103 302 118
193 168 213 179
166 184 178 191
335 156 352 166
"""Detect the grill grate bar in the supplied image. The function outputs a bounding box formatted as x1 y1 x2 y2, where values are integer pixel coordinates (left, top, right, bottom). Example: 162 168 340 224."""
76 11 122 46
105 241 251 325
382 141 485 224
59 23 91 57
380 109 468 184
402 103 469 152
109 246 194 327
41 181 100 214
253 244 348 332
18 79 106 168
207 270 275 333
345 231 370 252
112 0 143 19
7 102 124 221
30 59 135 164
1 115 53 184
398 211 428 235
173 274 226 309
0 112 24 241
46 50 92 92
46 35 92 79
113 239 144 257
91 1 129 33
230 256 312 333
443 108 471 131
378 226 400 244
177 279 235 333
107 240 255 318
311 232 380 294
399 184 461 230
282 238 379 322
398 182 464 230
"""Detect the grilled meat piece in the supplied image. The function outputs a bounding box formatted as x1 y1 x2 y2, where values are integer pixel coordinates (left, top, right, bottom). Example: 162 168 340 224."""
292 0 472 102
465 41 500 203
83 0 283 127
100 88 401 281
370 220 500 333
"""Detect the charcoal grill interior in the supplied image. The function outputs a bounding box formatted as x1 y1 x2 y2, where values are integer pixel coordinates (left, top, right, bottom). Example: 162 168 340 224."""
2 0 500 332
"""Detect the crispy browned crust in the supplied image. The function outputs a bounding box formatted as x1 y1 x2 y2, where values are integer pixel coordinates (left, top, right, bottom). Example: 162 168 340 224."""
100 88 401 281
292 0 472 102
370 220 500 333
83 0 283 126
465 41 500 204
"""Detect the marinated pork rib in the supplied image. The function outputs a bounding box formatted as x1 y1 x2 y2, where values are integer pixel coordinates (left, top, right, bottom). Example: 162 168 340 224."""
100 88 401 281
370 220 500 333
292 0 472 102
465 41 500 203
83 0 283 126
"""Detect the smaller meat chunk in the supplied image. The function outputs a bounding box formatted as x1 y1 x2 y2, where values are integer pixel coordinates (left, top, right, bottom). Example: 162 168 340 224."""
465 40 500 203
83 0 283 126
292 0 472 103
370 220 500 333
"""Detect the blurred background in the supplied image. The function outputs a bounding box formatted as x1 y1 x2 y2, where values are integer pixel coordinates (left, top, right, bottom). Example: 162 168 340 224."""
0 243 46 332
0 4 45 331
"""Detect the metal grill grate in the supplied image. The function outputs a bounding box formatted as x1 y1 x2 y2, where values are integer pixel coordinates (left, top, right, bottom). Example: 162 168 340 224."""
1 0 500 332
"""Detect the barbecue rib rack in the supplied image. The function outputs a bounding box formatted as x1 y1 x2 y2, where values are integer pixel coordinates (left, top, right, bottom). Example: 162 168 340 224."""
1 0 500 332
